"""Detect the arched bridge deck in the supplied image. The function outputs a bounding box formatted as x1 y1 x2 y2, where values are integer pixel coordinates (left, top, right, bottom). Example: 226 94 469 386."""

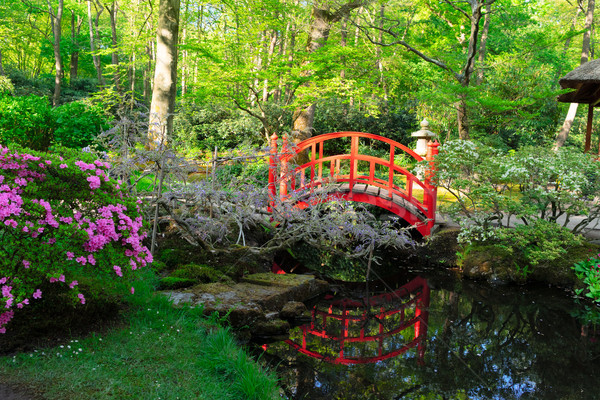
268 132 439 237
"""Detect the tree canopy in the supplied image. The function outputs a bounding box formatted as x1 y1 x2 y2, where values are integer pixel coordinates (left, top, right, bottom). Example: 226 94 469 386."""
0 0 593 149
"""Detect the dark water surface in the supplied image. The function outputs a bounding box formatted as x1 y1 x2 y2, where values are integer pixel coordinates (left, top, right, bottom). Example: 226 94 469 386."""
257 269 600 399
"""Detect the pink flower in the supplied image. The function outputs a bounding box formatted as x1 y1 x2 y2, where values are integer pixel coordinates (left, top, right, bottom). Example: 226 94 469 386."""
86 176 101 189
59 164 67 169
33 289 42 299
50 277 58 283
78 293 85 304
59 275 65 282
22 260 30 269
76 256 87 265
130 287 135 294
66 251 74 260
69 281 78 289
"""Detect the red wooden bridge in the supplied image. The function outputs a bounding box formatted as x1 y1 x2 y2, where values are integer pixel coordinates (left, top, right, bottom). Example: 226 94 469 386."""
268 132 439 236
283 276 430 365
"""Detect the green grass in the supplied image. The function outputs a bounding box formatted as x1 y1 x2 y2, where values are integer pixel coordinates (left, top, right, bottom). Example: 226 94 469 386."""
0 285 279 399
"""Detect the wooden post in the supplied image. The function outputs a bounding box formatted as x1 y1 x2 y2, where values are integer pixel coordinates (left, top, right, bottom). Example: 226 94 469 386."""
268 133 278 212
349 136 359 197
424 140 440 233
280 135 288 197
585 104 593 153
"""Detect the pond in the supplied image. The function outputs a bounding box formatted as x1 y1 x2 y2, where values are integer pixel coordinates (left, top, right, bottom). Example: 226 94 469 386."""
256 268 600 399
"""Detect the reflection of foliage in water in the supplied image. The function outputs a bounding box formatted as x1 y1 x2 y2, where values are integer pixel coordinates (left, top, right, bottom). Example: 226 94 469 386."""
265 276 600 399
292 242 370 281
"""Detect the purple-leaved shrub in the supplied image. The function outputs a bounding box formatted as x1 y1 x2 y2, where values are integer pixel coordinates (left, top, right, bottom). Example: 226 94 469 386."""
0 144 152 333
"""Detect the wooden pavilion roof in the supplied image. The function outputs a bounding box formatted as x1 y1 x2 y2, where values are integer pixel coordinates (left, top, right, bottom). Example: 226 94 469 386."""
558 59 600 104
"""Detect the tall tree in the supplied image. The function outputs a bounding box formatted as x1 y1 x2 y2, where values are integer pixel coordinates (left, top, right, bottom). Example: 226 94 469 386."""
48 0 65 106
69 4 83 82
292 0 364 143
87 0 105 86
148 0 181 148
361 0 496 139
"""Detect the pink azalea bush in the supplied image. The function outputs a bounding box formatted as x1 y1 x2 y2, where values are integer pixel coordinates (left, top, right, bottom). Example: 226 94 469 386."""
0 144 152 333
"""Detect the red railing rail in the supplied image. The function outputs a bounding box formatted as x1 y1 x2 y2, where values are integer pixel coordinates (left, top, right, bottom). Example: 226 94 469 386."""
269 132 439 236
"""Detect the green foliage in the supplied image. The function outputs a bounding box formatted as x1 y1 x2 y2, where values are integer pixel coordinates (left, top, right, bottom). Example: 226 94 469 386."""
573 253 600 303
494 220 583 269
0 94 54 150
432 141 600 240
313 98 418 146
5 68 54 98
0 76 14 95
173 103 263 150
0 95 108 151
432 141 597 274
52 101 109 148
215 154 270 186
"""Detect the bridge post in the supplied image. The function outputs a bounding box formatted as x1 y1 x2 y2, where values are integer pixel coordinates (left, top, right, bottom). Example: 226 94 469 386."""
268 133 278 212
280 135 289 197
424 140 440 233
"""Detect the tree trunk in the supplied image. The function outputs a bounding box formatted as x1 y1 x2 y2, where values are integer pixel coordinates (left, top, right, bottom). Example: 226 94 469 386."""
476 2 491 85
340 15 347 80
143 40 153 104
87 0 105 86
292 2 336 141
457 94 470 140
262 30 278 103
581 0 595 65
554 103 579 150
555 0 594 149
69 9 82 83
377 4 388 101
49 0 65 106
106 1 121 91
148 0 181 149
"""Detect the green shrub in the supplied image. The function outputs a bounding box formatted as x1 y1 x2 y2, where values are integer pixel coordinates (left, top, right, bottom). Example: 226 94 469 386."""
0 76 14 95
0 95 54 150
52 101 109 148
573 253 600 303
173 103 263 150
313 98 418 148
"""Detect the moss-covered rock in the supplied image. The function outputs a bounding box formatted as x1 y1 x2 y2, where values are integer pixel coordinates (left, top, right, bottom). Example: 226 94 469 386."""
172 263 233 284
158 277 197 290
461 242 600 287
462 244 522 284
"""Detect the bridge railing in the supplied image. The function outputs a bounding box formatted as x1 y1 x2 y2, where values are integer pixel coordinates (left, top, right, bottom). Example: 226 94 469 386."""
268 132 439 233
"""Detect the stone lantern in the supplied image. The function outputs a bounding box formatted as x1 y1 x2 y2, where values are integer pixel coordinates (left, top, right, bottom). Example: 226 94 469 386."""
411 119 436 157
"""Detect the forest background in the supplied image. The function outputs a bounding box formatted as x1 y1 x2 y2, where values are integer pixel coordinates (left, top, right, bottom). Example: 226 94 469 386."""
0 0 595 153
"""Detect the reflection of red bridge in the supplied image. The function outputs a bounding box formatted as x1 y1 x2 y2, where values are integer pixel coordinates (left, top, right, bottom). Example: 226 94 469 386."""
284 276 430 365
268 132 439 236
